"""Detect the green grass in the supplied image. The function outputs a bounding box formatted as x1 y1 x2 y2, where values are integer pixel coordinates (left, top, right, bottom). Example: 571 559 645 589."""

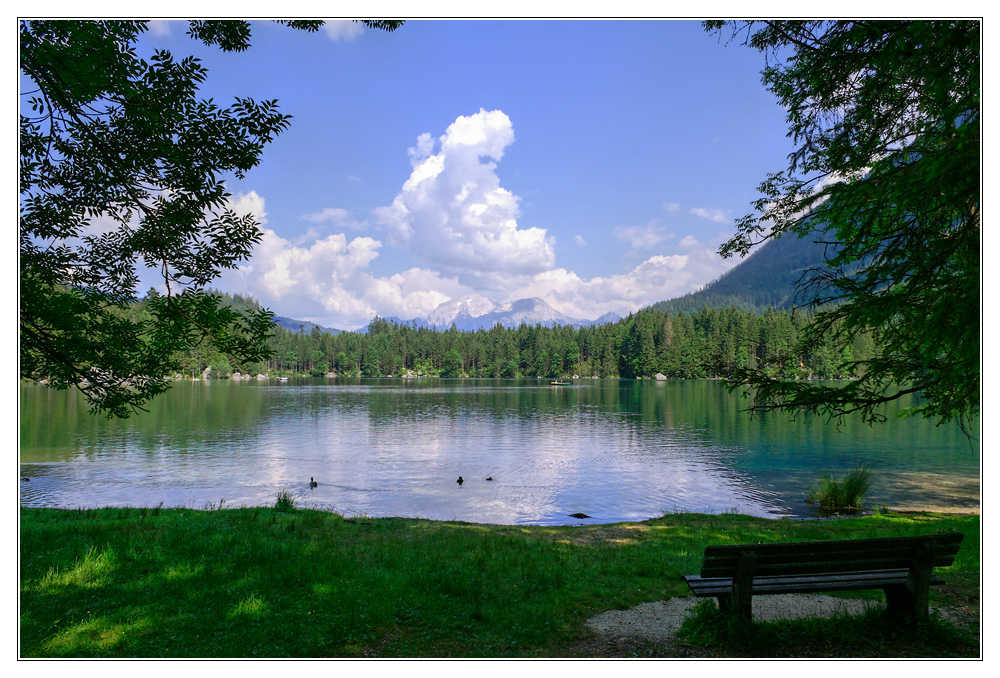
19 507 980 658
678 599 976 658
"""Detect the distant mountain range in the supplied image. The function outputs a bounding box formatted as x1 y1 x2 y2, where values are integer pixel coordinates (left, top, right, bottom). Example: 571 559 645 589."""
650 227 835 314
362 295 622 333
273 295 622 335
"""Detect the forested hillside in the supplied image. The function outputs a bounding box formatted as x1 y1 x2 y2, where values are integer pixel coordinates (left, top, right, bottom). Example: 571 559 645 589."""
272 316 343 335
156 291 874 383
651 228 833 314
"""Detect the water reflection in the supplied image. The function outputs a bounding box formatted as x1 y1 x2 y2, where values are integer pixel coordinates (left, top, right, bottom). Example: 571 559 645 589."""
19 379 978 524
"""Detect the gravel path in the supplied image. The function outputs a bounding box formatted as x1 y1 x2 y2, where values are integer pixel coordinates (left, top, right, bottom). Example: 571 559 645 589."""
585 595 877 643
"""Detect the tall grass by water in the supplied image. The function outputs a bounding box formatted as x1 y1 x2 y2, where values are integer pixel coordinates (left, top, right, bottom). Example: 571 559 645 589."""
19 507 979 658
274 489 295 513
806 464 874 512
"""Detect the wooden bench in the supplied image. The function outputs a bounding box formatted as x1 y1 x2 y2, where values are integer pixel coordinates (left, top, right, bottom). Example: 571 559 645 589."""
683 533 963 622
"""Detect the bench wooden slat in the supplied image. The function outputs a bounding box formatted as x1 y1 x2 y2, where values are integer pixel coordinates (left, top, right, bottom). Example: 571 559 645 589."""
684 570 945 597
701 533 962 558
702 534 962 557
750 575 945 595
684 570 913 590
702 546 960 568
699 534 961 578
701 545 961 567
701 534 961 560
700 555 957 578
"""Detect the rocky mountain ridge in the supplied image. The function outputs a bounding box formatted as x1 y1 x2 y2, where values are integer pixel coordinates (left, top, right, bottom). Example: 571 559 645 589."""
365 295 622 333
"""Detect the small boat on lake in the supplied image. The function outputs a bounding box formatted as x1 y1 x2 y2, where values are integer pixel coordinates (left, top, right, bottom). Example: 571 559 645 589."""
550 380 569 386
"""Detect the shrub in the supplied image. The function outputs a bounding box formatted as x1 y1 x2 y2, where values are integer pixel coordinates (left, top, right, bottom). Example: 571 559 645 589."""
806 464 873 512
274 489 296 513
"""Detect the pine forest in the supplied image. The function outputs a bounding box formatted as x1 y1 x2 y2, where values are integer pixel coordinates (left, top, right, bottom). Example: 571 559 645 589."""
161 291 875 383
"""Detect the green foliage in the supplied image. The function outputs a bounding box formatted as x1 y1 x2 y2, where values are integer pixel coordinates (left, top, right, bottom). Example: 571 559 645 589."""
441 348 464 377
19 20 400 418
806 465 874 512
706 21 980 432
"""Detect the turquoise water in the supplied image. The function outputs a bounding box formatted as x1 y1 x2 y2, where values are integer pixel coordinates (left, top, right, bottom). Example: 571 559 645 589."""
19 379 979 525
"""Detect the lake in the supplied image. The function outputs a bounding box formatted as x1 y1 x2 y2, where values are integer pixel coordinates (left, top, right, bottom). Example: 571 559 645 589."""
19 379 980 525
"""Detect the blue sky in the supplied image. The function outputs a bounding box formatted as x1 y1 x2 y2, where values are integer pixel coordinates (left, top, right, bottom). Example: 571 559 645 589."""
138 19 796 330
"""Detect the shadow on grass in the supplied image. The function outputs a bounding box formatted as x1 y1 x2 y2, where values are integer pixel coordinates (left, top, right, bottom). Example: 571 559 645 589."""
676 600 979 658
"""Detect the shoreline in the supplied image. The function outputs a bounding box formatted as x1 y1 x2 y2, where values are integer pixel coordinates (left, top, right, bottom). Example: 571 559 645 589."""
18 503 980 524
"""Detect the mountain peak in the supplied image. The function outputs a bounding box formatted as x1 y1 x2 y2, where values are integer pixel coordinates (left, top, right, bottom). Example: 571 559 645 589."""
426 294 500 327
423 295 599 331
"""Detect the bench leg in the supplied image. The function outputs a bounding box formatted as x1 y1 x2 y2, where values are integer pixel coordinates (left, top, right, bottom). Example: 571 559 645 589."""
884 541 936 623
883 581 930 623
721 550 755 620
883 584 913 621
716 594 751 619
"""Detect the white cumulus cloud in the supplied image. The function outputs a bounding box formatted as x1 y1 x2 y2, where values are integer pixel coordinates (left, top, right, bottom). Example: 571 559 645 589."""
205 127 746 328
218 227 476 330
147 20 174 38
614 222 674 250
300 207 367 230
322 20 365 42
503 230 739 321
505 256 685 321
375 109 556 290
214 192 473 330
690 206 730 223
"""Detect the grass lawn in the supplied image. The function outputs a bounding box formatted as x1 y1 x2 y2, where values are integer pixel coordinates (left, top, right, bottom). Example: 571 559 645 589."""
19 506 980 658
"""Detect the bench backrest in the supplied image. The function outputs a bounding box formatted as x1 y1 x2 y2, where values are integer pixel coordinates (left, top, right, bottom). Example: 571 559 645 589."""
699 533 964 578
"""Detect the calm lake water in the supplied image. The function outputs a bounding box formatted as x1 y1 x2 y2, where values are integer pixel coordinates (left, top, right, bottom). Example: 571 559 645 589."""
19 379 980 525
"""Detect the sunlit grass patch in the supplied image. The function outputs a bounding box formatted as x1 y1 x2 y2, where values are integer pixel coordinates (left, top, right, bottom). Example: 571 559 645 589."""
230 593 269 619
42 614 151 655
39 546 117 589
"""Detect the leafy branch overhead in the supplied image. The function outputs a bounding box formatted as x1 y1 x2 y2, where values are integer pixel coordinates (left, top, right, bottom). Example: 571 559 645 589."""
19 19 402 418
706 20 980 431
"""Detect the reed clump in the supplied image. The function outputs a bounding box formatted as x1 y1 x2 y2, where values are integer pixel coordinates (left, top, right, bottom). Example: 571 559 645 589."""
806 464 873 512
274 489 296 512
